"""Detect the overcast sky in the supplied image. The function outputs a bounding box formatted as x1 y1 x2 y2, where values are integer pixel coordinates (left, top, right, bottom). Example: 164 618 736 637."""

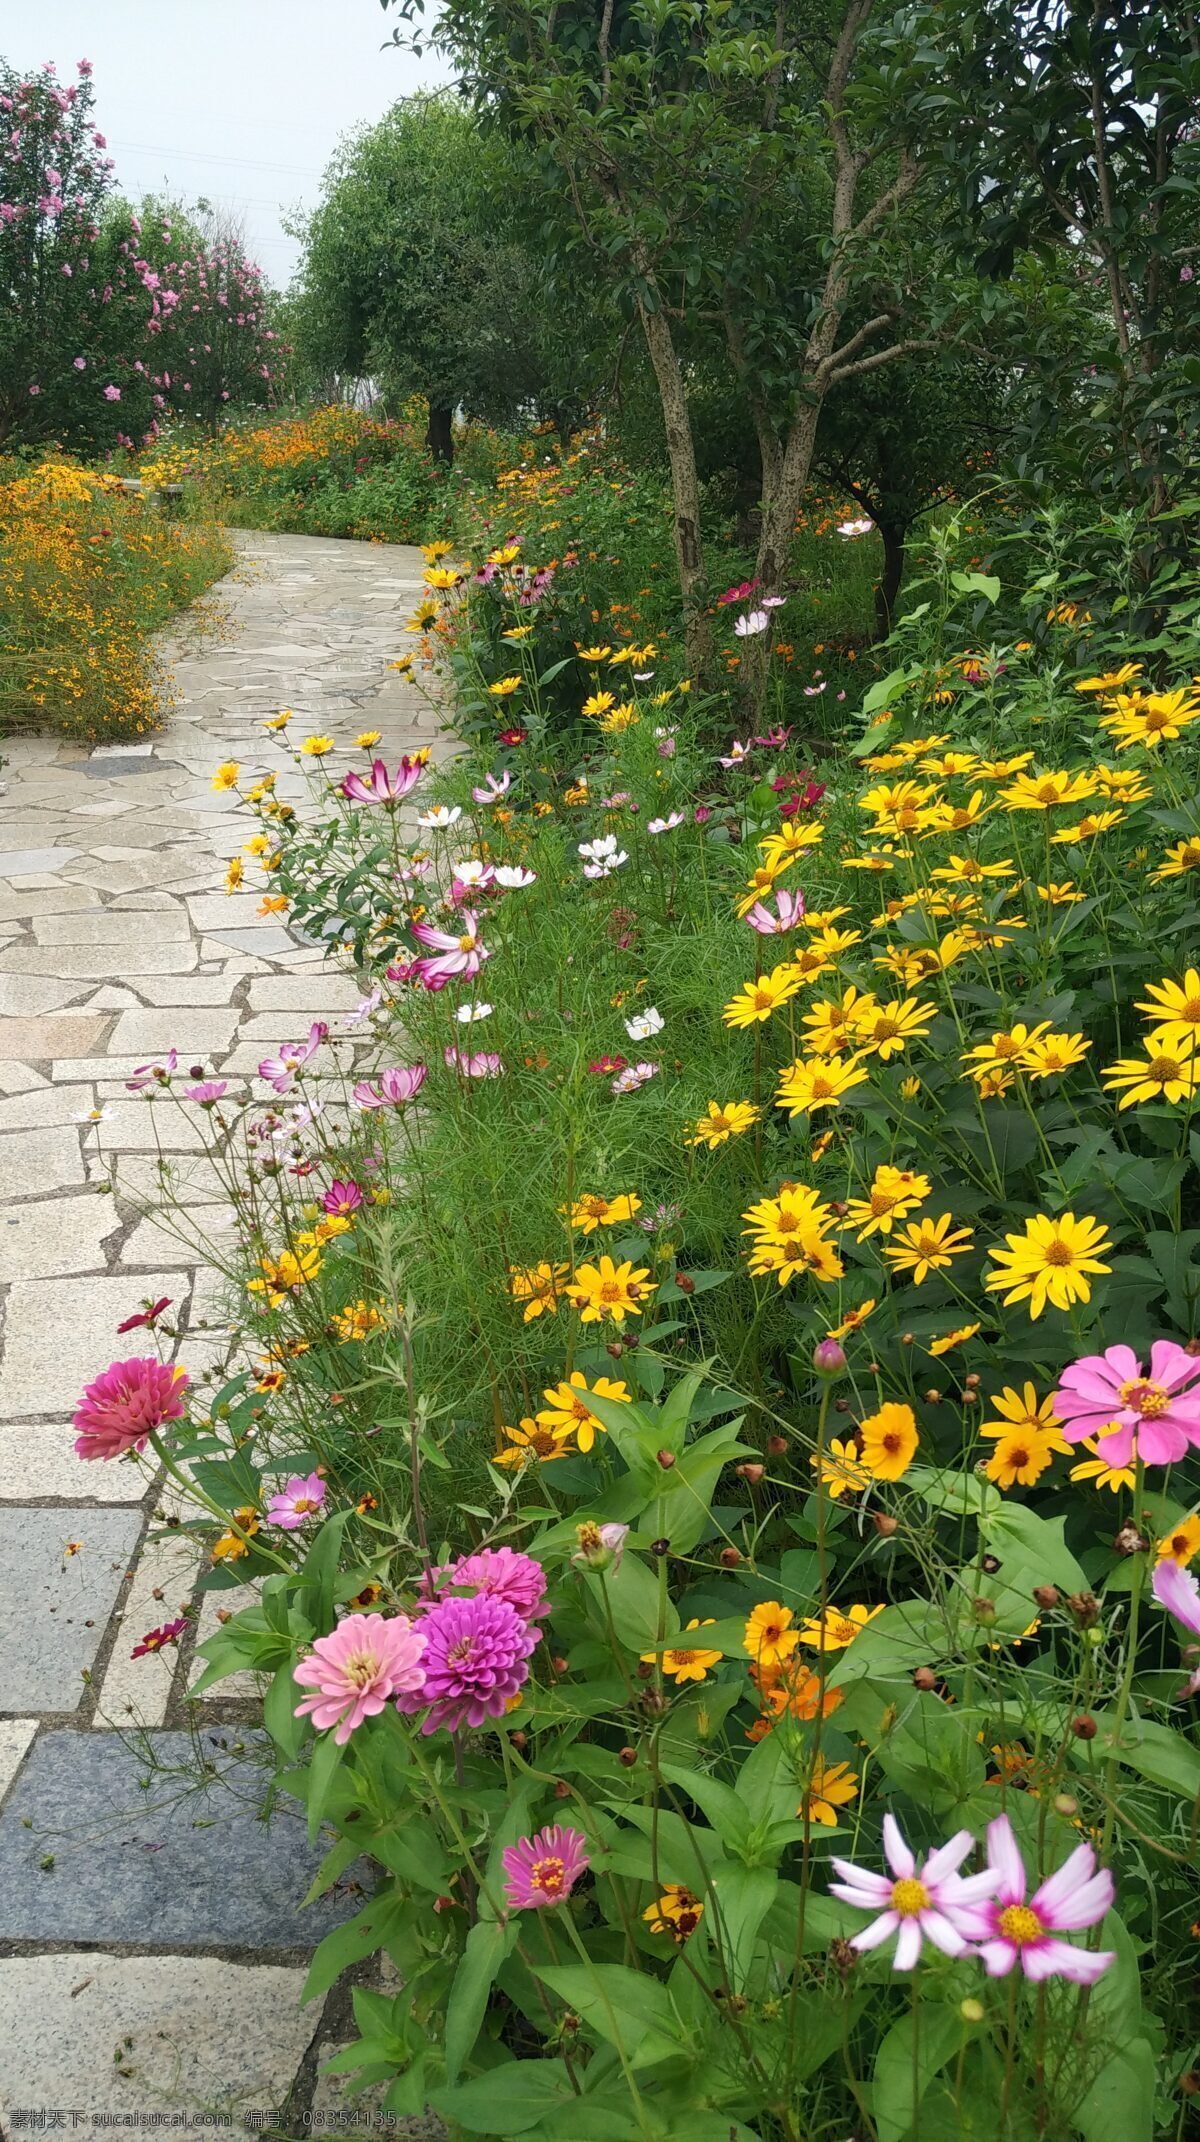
3 1 443 285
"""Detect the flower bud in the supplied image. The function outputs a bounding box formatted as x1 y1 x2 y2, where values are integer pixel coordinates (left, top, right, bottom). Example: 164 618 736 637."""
737 1462 765 1484
982 1554 1001 1575
553 1778 571 1799
834 1396 851 1413
606 1341 624 1360
1071 1714 1098 1741
873 1512 898 1538
1113 1521 1148 1557
972 1597 996 1625
1032 1585 1060 1611
1067 1590 1100 1628
509 1730 527 1751
767 1434 788 1456
829 1937 856 1978
1053 1793 1078 1818
719 1545 741 1568
813 1338 846 1378
657 1448 676 1470
924 1387 942 1404
913 1666 938 1691
960 1998 985 2024
650 1537 670 1559
618 1746 637 1767
675 1272 695 1294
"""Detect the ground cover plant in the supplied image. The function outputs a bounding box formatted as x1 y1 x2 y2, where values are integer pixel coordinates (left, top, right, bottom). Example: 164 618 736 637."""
0 454 230 740
74 499 1200 2138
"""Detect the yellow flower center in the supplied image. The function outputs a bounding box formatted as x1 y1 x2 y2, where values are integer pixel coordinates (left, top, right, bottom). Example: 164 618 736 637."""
458 933 478 953
753 988 774 1009
832 1618 857 1642
873 1017 900 1039
531 1855 566 1894
1149 1054 1183 1082
669 1649 699 1667
1035 780 1061 802
1183 996 1200 1022
345 1650 381 1689
1144 708 1169 732
1043 1239 1076 1266
599 1280 623 1304
870 1189 897 1214
883 1432 903 1455
811 1076 834 1098
1118 1377 1169 1419
293 1496 319 1514
890 1878 929 1918
994 1035 1021 1058
998 1903 1043 1946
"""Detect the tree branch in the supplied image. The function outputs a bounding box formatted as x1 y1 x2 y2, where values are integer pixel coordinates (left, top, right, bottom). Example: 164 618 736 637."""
827 335 939 385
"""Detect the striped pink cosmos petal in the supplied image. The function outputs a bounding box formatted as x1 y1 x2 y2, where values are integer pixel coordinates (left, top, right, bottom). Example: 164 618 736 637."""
975 1814 1115 1983
830 1816 1000 1971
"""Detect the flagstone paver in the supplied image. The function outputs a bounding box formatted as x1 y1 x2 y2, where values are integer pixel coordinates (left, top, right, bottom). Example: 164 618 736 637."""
0 530 439 2128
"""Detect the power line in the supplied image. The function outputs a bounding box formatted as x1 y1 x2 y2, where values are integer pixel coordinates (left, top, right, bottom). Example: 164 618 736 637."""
109 138 324 180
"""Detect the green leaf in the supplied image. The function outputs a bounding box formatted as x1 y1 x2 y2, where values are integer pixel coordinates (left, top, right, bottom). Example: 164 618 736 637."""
263 1660 307 1761
431 2060 578 2135
302 1728 344 1841
537 1963 689 2069
295 1508 353 1633
708 1861 779 1990
872 2004 964 2142
1073 2037 1155 2142
301 1886 408 2004
445 1916 517 2082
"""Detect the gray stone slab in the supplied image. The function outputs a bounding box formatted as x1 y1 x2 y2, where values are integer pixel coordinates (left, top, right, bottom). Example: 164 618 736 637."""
0 1272 183 1416
0 940 198 977
0 1718 36 1801
108 1007 241 1057
0 1953 313 2132
0 973 92 1014
0 1421 152 1503
0 1506 143 1710
0 1188 120 1279
33 907 192 945
0 1728 369 1945
0 1010 112 1059
0 1121 88 1195
0 846 79 874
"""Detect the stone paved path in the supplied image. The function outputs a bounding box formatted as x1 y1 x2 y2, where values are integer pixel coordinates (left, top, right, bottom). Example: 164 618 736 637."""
0 532 437 2134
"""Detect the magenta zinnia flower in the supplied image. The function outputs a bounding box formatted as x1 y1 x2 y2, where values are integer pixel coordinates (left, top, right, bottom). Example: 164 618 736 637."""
503 1825 590 1909
830 1815 1001 1970
74 1357 189 1461
421 1546 550 1624
976 1814 1115 1983
352 1064 427 1110
399 1590 539 1734
411 909 491 988
1151 1555 1200 1697
341 756 424 807
266 1472 327 1529
1052 1340 1200 1466
293 1612 426 1745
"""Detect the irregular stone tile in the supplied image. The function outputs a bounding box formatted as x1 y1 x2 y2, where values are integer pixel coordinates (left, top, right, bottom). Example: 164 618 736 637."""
0 1081 94 1130
0 1718 36 1801
1 940 197 976
0 1728 368 1944
0 883 97 922
120 1204 226 1265
0 1122 88 1195
135 973 248 1005
0 1422 151 1504
0 1060 50 1094
0 1954 313 2133
188 890 293 933
0 973 93 1014
0 1188 120 1280
0 1506 144 1710
88 1097 209 1153
96 1523 202 1726
33 907 192 945
105 1152 229 1207
108 1006 241 1057
0 1272 182 1416
0 1010 111 1058
0 846 79 874
82 983 145 1008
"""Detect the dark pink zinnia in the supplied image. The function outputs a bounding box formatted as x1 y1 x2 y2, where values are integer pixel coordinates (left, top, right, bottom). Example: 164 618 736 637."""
422 1545 550 1624
400 1591 539 1734
73 1356 189 1461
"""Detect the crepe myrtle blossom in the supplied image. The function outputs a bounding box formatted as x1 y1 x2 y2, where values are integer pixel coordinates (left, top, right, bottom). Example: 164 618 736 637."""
625 1005 665 1042
411 910 491 987
341 756 424 807
1052 1340 1200 1467
416 803 462 829
837 517 874 538
293 1613 427 1745
734 608 770 638
504 1826 590 1910
472 770 512 803
975 1815 1115 1982
258 1023 327 1095
746 887 806 934
719 740 753 768
398 1589 539 1733
579 833 629 879
266 1472 327 1529
1151 1555 1200 1697
455 1001 493 1023
74 1358 189 1461
127 1049 178 1093
648 812 686 834
830 1815 1002 1969
445 1045 504 1078
493 864 537 889
353 1064 427 1111
613 1061 659 1095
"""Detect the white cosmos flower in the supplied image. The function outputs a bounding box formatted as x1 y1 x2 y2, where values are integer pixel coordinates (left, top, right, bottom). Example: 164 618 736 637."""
836 517 874 538
493 864 537 889
625 1006 664 1041
72 1104 113 1124
455 1001 493 1023
733 608 770 637
647 812 685 834
416 804 462 828
451 858 492 885
579 833 628 879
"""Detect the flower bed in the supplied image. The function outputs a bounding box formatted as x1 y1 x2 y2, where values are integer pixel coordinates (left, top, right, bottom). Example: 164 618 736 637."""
73 521 1200 2138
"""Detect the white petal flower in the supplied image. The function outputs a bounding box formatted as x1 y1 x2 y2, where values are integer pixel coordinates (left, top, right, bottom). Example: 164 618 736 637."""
625 1006 664 1041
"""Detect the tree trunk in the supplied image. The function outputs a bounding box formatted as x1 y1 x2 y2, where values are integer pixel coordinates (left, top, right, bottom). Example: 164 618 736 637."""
873 518 908 641
637 298 712 684
426 403 453 466
740 396 825 711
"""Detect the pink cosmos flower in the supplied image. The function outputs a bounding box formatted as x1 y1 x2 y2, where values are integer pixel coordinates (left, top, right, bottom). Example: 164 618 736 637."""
421 1545 550 1623
258 1023 328 1095
294 1612 427 1745
411 910 491 988
341 757 424 807
352 1064 427 1110
503 1825 590 1910
829 1814 1001 1969
745 887 806 934
445 1046 504 1078
716 578 759 607
612 1061 659 1094
398 1590 539 1734
975 1814 1115 1983
472 770 512 803
734 608 770 637
718 740 752 768
324 1178 364 1216
131 1617 188 1659
1052 1341 1200 1467
1151 1555 1200 1698
74 1357 189 1460
127 1049 178 1093
266 1472 327 1528
117 1297 171 1333
184 1080 228 1105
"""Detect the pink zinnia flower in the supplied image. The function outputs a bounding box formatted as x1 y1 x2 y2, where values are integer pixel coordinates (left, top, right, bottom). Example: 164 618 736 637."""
1052 1341 1200 1467
422 1545 550 1623
266 1472 327 1529
258 1022 327 1095
131 1616 188 1659
1151 1555 1200 1698
324 1178 363 1216
745 887 806 934
103 383 121 400
341 757 424 807
398 1590 539 1734
444 1046 504 1078
294 1612 426 1745
503 1825 590 1909
411 910 490 988
829 1815 1001 1970
976 1814 1115 1983
74 1357 189 1461
352 1064 427 1109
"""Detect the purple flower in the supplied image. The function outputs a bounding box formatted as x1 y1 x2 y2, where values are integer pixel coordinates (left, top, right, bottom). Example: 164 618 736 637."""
103 384 121 401
266 1472 327 1529
422 1545 550 1623
612 1061 659 1095
127 1049 178 1093
472 770 512 804
745 887 806 934
324 1178 364 1215
341 757 424 807
503 1826 590 1909
976 1815 1115 1983
718 740 752 768
411 910 490 988
352 1064 427 1110
184 1080 228 1105
258 1023 327 1095
399 1590 540 1734
445 1046 504 1078
1053 1340 1200 1467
